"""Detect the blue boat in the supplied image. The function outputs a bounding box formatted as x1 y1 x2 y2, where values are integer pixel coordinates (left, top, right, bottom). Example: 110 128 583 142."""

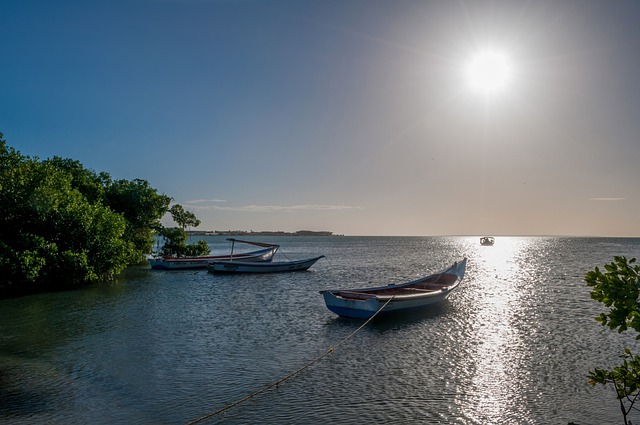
149 239 279 270
320 258 467 319
208 255 325 274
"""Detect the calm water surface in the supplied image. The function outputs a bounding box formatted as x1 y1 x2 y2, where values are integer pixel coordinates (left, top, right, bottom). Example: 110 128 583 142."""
2 236 640 424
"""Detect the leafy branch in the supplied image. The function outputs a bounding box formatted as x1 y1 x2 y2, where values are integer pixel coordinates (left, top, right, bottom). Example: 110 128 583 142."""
586 256 640 425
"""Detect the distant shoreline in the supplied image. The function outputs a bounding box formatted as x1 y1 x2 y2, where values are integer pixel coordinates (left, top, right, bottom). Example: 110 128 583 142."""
186 230 343 237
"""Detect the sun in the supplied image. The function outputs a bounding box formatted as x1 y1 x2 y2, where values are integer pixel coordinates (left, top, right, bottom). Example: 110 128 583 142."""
466 49 512 95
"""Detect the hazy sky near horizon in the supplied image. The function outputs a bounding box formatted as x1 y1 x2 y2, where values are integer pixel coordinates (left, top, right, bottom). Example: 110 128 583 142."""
2 0 640 236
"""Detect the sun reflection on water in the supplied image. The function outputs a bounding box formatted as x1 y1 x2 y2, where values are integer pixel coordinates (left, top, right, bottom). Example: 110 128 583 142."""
458 237 546 423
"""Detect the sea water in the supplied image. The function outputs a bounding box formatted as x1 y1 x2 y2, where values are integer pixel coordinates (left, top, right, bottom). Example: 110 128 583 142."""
1 236 639 424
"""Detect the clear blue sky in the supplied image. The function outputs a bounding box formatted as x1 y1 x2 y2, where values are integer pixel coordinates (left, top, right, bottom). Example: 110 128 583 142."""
2 0 640 236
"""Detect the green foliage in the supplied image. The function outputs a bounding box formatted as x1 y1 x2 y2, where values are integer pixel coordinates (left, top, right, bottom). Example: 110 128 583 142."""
0 132 183 297
586 256 640 335
155 204 208 258
586 256 640 424
169 204 201 230
185 239 210 257
105 179 171 263
43 156 109 203
589 348 640 393
157 227 188 257
157 226 210 258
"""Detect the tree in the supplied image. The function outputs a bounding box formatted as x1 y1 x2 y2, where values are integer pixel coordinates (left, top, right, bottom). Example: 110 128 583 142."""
169 204 201 231
0 132 182 297
156 204 209 258
44 156 109 203
105 179 171 263
0 137 131 295
586 256 640 425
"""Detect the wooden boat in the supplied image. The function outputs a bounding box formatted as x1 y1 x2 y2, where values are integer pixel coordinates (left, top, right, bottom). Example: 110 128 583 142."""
208 255 325 274
320 258 467 319
149 239 279 270
480 236 495 246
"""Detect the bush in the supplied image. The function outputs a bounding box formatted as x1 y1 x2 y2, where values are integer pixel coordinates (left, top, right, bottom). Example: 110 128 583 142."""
0 133 172 297
586 256 640 425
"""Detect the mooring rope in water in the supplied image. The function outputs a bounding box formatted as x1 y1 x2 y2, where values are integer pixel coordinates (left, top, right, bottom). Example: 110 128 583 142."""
277 248 332 269
185 296 395 425
277 247 293 262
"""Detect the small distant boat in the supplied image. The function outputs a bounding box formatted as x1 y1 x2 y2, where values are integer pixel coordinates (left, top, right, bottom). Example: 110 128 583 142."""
480 236 495 246
320 258 467 319
208 255 325 274
149 239 279 270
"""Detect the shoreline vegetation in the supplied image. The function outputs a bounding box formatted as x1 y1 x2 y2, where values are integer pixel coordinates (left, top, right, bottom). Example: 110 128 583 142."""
0 133 210 299
0 132 343 298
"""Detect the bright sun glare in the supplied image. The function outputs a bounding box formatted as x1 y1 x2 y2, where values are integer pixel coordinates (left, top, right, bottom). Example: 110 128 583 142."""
466 49 512 95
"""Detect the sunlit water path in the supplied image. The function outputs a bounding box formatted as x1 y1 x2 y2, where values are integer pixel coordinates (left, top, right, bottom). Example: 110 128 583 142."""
1 236 639 424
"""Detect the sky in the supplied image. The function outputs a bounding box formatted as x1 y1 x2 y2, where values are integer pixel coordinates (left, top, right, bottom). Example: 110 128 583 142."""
2 0 640 237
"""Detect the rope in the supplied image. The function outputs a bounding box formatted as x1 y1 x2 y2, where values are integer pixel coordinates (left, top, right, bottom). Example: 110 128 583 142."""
277 248 293 262
275 249 331 268
321 255 334 269
185 296 396 425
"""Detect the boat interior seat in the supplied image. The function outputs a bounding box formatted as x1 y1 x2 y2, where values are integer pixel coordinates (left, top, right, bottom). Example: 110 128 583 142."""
336 291 376 300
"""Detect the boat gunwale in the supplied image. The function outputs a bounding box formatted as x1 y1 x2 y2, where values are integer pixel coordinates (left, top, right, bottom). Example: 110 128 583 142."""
209 255 325 268
320 258 467 299
151 246 278 263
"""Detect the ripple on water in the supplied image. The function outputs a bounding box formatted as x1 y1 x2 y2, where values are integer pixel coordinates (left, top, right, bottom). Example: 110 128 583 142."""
2 236 640 424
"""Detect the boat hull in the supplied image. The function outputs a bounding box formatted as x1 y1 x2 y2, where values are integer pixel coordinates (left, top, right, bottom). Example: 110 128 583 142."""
480 236 494 246
321 289 453 319
320 258 467 319
208 256 324 274
149 246 278 270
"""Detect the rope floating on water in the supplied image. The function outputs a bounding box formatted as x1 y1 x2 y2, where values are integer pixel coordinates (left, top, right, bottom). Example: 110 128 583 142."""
185 296 395 425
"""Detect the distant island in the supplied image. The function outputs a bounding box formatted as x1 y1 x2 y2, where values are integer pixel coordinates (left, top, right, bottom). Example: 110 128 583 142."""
186 230 342 237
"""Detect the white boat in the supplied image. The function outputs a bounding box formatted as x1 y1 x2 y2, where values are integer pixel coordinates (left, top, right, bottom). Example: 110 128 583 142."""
480 236 495 246
149 239 279 270
320 258 467 319
208 255 325 274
